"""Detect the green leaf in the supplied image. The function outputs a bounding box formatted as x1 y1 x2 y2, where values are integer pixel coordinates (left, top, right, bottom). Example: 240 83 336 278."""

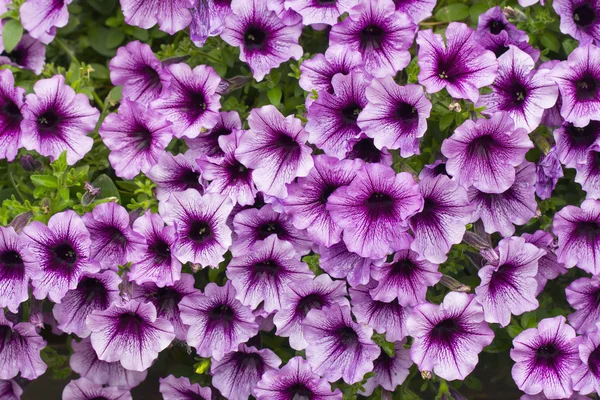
435 4 470 22
439 113 454 131
2 20 23 54
540 32 560 53
464 375 482 390
31 175 58 188
51 152 69 175
58 187 70 202
106 28 125 49
372 333 395 357
92 174 121 202
506 325 523 338
521 311 538 329
470 3 489 24
267 87 282 107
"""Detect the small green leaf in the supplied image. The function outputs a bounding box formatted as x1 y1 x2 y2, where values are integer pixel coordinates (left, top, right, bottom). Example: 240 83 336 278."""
506 325 523 338
540 32 560 53
267 87 282 107
106 28 125 49
470 3 489 24
31 175 58 188
92 174 121 202
435 4 470 22
521 311 538 329
51 152 69 174
194 358 211 375
58 187 70 202
372 333 395 357
2 20 23 53
439 113 454 131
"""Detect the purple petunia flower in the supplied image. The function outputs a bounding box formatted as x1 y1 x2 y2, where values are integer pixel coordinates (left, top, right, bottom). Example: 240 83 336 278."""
53 271 121 338
0 226 37 313
0 70 24 162
369 249 442 305
273 274 349 350
254 356 342 400
21 75 99 165
442 113 533 194
477 46 559 133
70 338 147 390
555 121 600 168
305 72 368 158
99 99 173 179
19 0 72 44
358 78 431 156
222 0 303 82
511 316 581 399
566 276 600 334
392 0 435 23
109 41 170 106
198 130 257 206
327 162 423 259
347 136 394 166
189 0 231 48
87 300 175 372
468 161 538 237
160 189 233 267
0 34 47 75
553 0 600 45
298 46 362 97
129 211 181 288
409 175 473 264
62 378 132 400
0 313 46 380
329 0 416 78
479 29 541 62
319 241 385 288
304 303 380 384
554 199 600 274
283 155 362 247
536 147 564 200
576 142 600 199
83 202 147 271
185 110 242 161
227 236 312 312
179 280 259 360
211 344 281 400
572 324 600 395
151 63 221 138
0 379 22 400
120 0 195 35
549 44 600 127
523 230 567 295
236 105 313 198
131 273 197 341
350 281 412 343
476 6 529 43
159 375 212 400
285 0 358 25
360 340 412 395
407 292 494 381
147 151 204 203
417 22 498 102
475 236 545 327
23 210 100 303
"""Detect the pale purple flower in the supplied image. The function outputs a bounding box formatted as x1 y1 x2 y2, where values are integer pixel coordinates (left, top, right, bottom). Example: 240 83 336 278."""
159 375 212 400
476 6 529 43
523 230 567 295
572 324 600 396
555 121 600 168
62 378 132 400
537 147 564 200
0 226 37 313
553 0 600 45
0 34 47 75
147 151 203 203
318 241 385 288
392 0 435 23
360 341 412 395
0 313 46 380
120 0 195 34
0 380 22 400
566 276 600 334
0 70 24 162
20 0 72 44
185 110 242 161
298 45 362 95
284 0 358 25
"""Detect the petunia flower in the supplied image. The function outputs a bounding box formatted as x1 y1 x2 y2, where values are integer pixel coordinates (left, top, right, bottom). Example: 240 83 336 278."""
0 34 47 75
21 75 99 165
70 338 147 390
369 249 442 306
360 341 412 395
226 236 313 312
304 303 380 384
441 113 533 194
62 378 132 400
285 0 358 26
185 110 242 161
147 151 203 203
151 63 221 138
87 300 175 372
476 6 529 43
198 130 257 206
416 22 498 102
555 121 600 168
109 41 170 106
83 202 147 271
346 136 393 166
159 375 212 400
392 0 435 23
254 356 342 400
179 280 259 360
99 99 173 179
554 198 600 274
523 230 567 295
120 0 195 35
475 236 545 327
318 241 385 288
566 276 600 334
536 147 564 200
283 155 362 247
53 271 121 338
0 313 46 380
19 0 72 44
0 379 22 400
553 0 600 45
407 292 494 381
0 70 24 162
298 45 362 96
478 30 540 62
511 316 581 399
327 162 422 259
273 274 349 350
221 0 303 82
477 46 559 133
211 344 281 400
305 72 368 158
129 211 181 288
0 226 37 313
131 273 198 341
236 105 313 198
572 323 600 395
549 44 600 127
409 175 473 264
23 210 100 303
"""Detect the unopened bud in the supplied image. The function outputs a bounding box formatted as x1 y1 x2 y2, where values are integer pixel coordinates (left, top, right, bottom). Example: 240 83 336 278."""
81 182 100 206
128 208 144 226
8 212 33 233
421 370 432 380
463 231 492 250
20 154 42 172
440 275 471 293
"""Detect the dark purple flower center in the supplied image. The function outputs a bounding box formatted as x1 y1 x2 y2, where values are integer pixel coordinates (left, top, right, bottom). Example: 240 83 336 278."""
366 192 395 217
566 122 599 146
431 318 461 341
77 277 110 307
493 45 510 58
142 65 162 91
117 312 146 334
508 82 528 106
341 103 362 124
254 259 279 277
244 26 267 50
106 226 128 248
237 352 265 370
89 397 109 400
274 133 300 152
467 134 496 157
149 239 171 261
1 101 22 122
52 243 78 268
576 74 599 101
134 126 154 150
153 287 182 314
360 25 385 50
588 346 600 377
214 0 232 5
227 161 250 181
575 221 600 242
286 383 314 400
347 138 384 163
488 263 518 294
37 110 61 133
319 185 338 204
488 20 506 35
573 3 597 27
433 163 448 177
188 220 212 243
390 259 416 277
188 91 207 114
337 325 359 346
0 250 24 273
535 343 562 367
210 304 235 322
296 293 325 317
395 102 418 122
257 221 285 240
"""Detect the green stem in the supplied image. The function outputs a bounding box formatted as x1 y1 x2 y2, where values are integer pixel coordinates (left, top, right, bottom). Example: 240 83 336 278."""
8 170 24 202
54 37 78 64
92 90 105 110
